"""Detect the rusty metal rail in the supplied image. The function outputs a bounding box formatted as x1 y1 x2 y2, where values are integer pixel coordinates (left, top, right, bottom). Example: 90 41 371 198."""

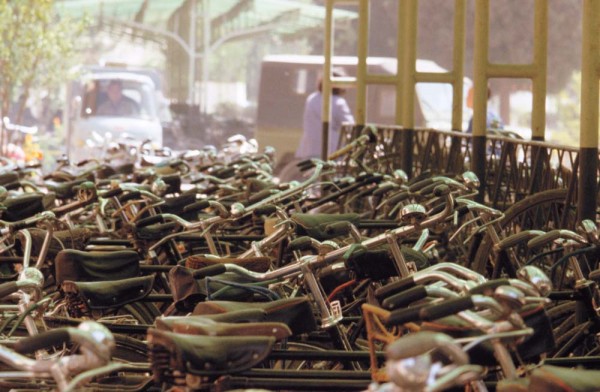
341 124 586 211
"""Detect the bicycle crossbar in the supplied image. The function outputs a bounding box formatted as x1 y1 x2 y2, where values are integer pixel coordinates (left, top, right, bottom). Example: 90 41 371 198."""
268 349 383 361
176 234 265 242
238 369 372 380
223 376 368 391
544 357 600 368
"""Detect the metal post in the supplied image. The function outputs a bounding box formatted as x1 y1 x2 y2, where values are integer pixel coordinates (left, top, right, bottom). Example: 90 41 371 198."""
399 0 418 176
531 0 548 140
578 0 600 221
355 0 368 127
188 0 196 104
451 0 466 131
395 1 404 127
322 1 334 161
201 0 210 113
528 0 548 194
472 0 490 202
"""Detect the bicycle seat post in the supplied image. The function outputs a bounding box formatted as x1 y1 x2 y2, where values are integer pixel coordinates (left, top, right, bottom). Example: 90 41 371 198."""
299 257 342 329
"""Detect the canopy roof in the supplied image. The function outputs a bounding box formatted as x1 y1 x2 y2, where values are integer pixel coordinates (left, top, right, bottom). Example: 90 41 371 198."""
55 0 357 41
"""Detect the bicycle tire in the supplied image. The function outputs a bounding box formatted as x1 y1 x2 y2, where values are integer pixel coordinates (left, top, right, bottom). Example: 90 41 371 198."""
269 341 343 372
471 188 576 276
113 333 149 363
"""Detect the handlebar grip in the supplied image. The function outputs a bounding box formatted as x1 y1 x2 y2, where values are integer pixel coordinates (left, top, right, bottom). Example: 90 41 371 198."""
372 184 397 197
408 178 434 193
253 204 277 216
381 285 428 310
374 276 416 301
427 202 446 216
239 170 259 179
169 159 184 168
386 191 411 206
469 279 511 295
297 160 315 171
420 296 474 321
192 264 227 279
527 230 561 249
287 236 313 252
328 143 355 161
456 205 471 218
0 282 18 299
135 214 165 228
355 172 372 182
214 167 236 179
324 222 351 237
76 159 91 167
13 329 71 354
247 189 274 205
119 191 142 203
9 213 52 232
9 221 33 233
417 182 441 196
385 303 429 326
356 173 384 184
433 185 450 197
25 162 42 169
183 200 210 214
497 230 545 251
229 158 245 166
589 268 600 283
98 187 123 198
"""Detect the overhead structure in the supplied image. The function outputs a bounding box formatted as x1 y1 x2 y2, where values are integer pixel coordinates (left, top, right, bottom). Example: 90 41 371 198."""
472 0 548 201
322 0 466 173
55 0 357 106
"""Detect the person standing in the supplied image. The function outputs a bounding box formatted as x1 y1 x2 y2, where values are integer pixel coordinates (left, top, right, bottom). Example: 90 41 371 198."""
466 85 504 134
296 73 355 159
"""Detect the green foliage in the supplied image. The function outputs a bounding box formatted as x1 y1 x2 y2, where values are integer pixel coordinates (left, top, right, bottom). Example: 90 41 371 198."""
0 0 88 123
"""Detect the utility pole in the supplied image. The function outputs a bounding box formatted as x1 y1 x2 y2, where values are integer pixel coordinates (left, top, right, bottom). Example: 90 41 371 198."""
188 0 196 104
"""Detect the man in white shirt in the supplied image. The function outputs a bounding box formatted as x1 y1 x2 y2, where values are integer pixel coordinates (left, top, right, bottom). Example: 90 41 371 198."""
295 73 355 159
97 80 139 117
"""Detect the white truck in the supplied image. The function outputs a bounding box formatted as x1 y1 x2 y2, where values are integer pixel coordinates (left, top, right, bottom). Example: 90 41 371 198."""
65 67 164 163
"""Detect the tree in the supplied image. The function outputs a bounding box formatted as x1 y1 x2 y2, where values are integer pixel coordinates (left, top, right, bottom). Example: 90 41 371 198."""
0 0 86 153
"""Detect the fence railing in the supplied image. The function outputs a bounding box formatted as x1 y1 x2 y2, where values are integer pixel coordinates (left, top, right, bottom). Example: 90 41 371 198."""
341 124 585 210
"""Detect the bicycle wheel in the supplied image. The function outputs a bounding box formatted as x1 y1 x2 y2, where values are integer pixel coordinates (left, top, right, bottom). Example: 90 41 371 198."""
112 333 149 363
270 341 341 371
471 188 577 277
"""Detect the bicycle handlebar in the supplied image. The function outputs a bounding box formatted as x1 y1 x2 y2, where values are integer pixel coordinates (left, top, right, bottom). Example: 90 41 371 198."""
0 211 55 236
0 321 114 376
527 229 588 249
327 127 377 160
386 296 476 326
495 230 545 251
0 281 18 299
13 329 72 355
213 186 455 287
98 187 123 199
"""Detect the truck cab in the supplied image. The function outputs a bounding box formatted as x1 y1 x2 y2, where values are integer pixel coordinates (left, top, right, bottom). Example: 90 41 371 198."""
66 69 163 163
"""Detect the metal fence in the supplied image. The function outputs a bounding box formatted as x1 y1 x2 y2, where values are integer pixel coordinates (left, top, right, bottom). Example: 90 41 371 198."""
341 124 584 211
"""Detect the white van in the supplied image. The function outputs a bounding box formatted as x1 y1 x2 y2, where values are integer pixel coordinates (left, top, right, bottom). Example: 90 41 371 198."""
66 70 163 163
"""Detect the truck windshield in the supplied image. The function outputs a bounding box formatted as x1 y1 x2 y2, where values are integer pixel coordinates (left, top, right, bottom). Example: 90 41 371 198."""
81 79 157 120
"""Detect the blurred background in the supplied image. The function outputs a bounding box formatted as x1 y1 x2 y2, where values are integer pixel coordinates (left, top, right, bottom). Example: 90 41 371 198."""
0 0 585 168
